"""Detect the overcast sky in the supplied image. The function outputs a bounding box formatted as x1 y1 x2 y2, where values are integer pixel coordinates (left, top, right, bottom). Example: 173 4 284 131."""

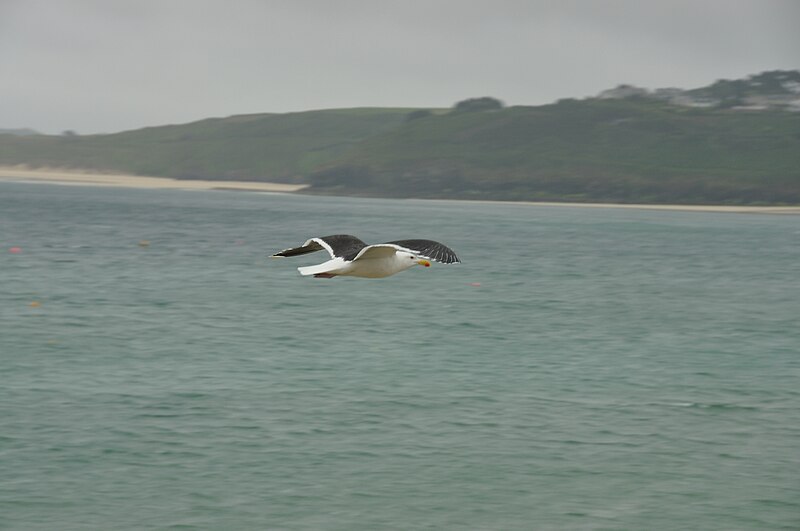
1 0 798 134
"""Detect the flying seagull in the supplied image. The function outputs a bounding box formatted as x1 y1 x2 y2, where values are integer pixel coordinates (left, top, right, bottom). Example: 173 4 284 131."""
272 234 460 278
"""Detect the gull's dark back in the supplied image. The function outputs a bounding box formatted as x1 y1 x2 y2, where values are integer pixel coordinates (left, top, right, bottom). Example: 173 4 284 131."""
273 234 367 260
321 235 368 261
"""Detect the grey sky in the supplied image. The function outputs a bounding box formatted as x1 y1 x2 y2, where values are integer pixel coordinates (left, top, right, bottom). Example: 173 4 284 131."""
2 0 798 134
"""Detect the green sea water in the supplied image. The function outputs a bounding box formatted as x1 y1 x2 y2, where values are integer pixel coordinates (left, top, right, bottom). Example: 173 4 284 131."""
1 182 799 530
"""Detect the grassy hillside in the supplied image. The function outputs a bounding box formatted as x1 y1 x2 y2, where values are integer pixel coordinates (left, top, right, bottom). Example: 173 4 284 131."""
2 99 799 204
0 108 413 182
308 99 800 204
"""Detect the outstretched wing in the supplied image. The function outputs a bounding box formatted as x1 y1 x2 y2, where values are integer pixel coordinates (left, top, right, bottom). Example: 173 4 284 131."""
378 239 460 264
272 234 367 261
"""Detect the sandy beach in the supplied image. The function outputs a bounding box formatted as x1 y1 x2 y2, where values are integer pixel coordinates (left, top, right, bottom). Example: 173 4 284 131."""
2 166 798 214
0 166 308 193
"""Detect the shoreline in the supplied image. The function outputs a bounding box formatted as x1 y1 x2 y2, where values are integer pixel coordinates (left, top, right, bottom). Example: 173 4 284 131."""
2 166 798 214
0 166 308 193
426 198 800 215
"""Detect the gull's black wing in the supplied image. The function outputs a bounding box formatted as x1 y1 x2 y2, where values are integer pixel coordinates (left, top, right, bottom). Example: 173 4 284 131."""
384 239 460 264
272 235 367 261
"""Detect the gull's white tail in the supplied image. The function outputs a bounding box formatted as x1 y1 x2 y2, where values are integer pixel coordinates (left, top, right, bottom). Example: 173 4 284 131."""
297 258 346 277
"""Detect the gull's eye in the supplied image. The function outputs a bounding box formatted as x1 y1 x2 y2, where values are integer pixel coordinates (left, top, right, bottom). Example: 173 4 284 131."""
409 256 415 260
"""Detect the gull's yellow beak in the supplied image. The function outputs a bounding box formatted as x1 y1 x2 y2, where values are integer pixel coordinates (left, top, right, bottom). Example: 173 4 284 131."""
417 259 431 268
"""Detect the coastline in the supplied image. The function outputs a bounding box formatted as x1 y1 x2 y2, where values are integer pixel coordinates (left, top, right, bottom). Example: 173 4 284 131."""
0 166 308 193
2 166 798 214
442 199 800 215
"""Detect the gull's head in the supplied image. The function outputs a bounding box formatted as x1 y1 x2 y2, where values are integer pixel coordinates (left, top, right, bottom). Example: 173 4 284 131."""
398 251 431 268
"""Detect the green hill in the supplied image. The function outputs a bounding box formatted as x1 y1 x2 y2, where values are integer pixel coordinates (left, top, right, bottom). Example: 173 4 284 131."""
2 79 800 204
308 99 800 204
0 108 413 182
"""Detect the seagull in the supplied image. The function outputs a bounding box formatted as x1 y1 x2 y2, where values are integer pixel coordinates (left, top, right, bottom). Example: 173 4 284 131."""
272 234 460 278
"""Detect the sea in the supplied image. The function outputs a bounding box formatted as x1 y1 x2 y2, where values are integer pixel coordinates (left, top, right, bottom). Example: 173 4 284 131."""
1 181 799 530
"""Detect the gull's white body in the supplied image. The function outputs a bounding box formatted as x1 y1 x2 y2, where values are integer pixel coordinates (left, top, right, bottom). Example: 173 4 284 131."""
298 249 421 278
